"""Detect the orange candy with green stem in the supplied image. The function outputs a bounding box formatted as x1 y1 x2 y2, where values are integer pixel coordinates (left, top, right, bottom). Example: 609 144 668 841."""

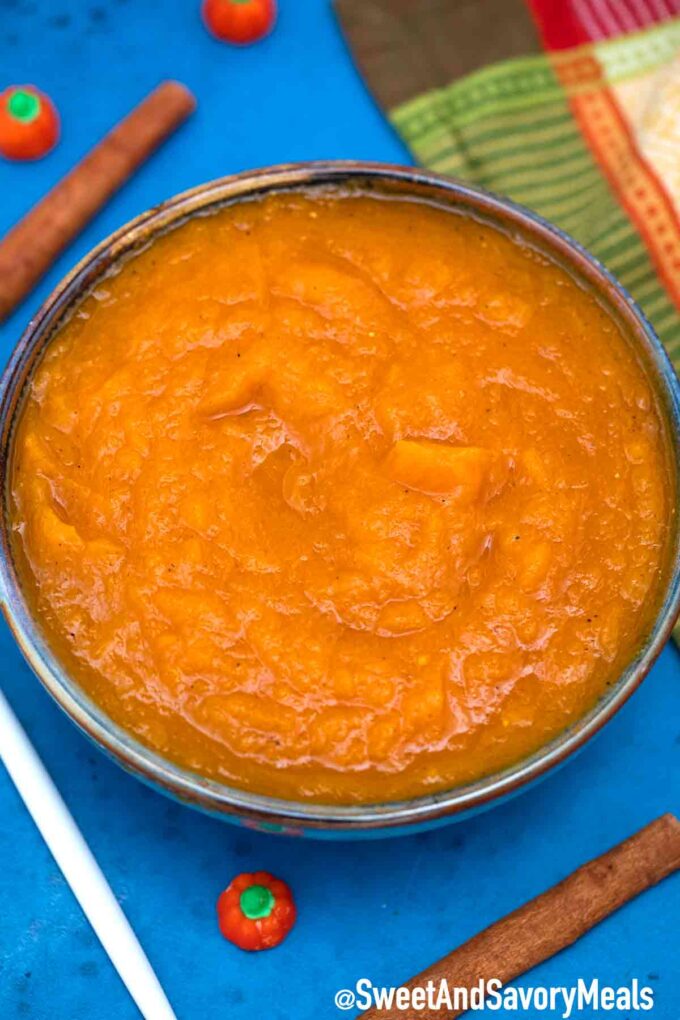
0 86 60 161
217 871 296 951
202 0 276 45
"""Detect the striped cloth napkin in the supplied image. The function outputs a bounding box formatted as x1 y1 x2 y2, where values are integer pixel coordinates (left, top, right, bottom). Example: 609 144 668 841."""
336 0 680 643
335 0 680 367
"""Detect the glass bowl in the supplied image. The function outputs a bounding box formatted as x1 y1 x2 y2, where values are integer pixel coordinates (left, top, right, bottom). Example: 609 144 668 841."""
1 162 678 838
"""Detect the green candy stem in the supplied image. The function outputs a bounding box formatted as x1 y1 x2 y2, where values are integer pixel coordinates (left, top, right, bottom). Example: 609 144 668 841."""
8 89 41 124
240 884 275 920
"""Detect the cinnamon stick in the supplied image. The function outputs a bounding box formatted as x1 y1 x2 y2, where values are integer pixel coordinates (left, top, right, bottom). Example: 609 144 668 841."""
0 81 196 323
361 814 680 1019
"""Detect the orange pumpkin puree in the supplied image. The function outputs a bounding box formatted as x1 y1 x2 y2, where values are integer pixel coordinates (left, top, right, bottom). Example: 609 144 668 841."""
10 192 671 803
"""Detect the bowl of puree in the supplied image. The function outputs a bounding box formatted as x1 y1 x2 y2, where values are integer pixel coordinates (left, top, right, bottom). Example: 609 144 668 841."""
1 162 679 837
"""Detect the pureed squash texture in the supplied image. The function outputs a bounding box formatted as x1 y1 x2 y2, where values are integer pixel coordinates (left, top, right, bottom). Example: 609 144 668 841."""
10 191 671 804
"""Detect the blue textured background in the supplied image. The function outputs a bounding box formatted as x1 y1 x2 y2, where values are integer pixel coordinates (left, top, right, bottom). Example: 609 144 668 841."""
0 3 678 1018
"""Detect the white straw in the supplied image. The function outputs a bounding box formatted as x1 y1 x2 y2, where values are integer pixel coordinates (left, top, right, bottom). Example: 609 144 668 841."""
0 688 178 1020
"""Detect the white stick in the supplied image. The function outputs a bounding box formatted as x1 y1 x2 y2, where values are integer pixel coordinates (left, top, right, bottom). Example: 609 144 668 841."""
0 688 178 1020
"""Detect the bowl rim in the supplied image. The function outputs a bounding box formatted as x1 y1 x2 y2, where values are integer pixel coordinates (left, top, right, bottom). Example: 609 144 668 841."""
1 159 679 833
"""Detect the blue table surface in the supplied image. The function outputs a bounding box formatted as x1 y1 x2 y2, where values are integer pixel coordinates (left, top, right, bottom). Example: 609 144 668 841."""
0 3 679 1018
